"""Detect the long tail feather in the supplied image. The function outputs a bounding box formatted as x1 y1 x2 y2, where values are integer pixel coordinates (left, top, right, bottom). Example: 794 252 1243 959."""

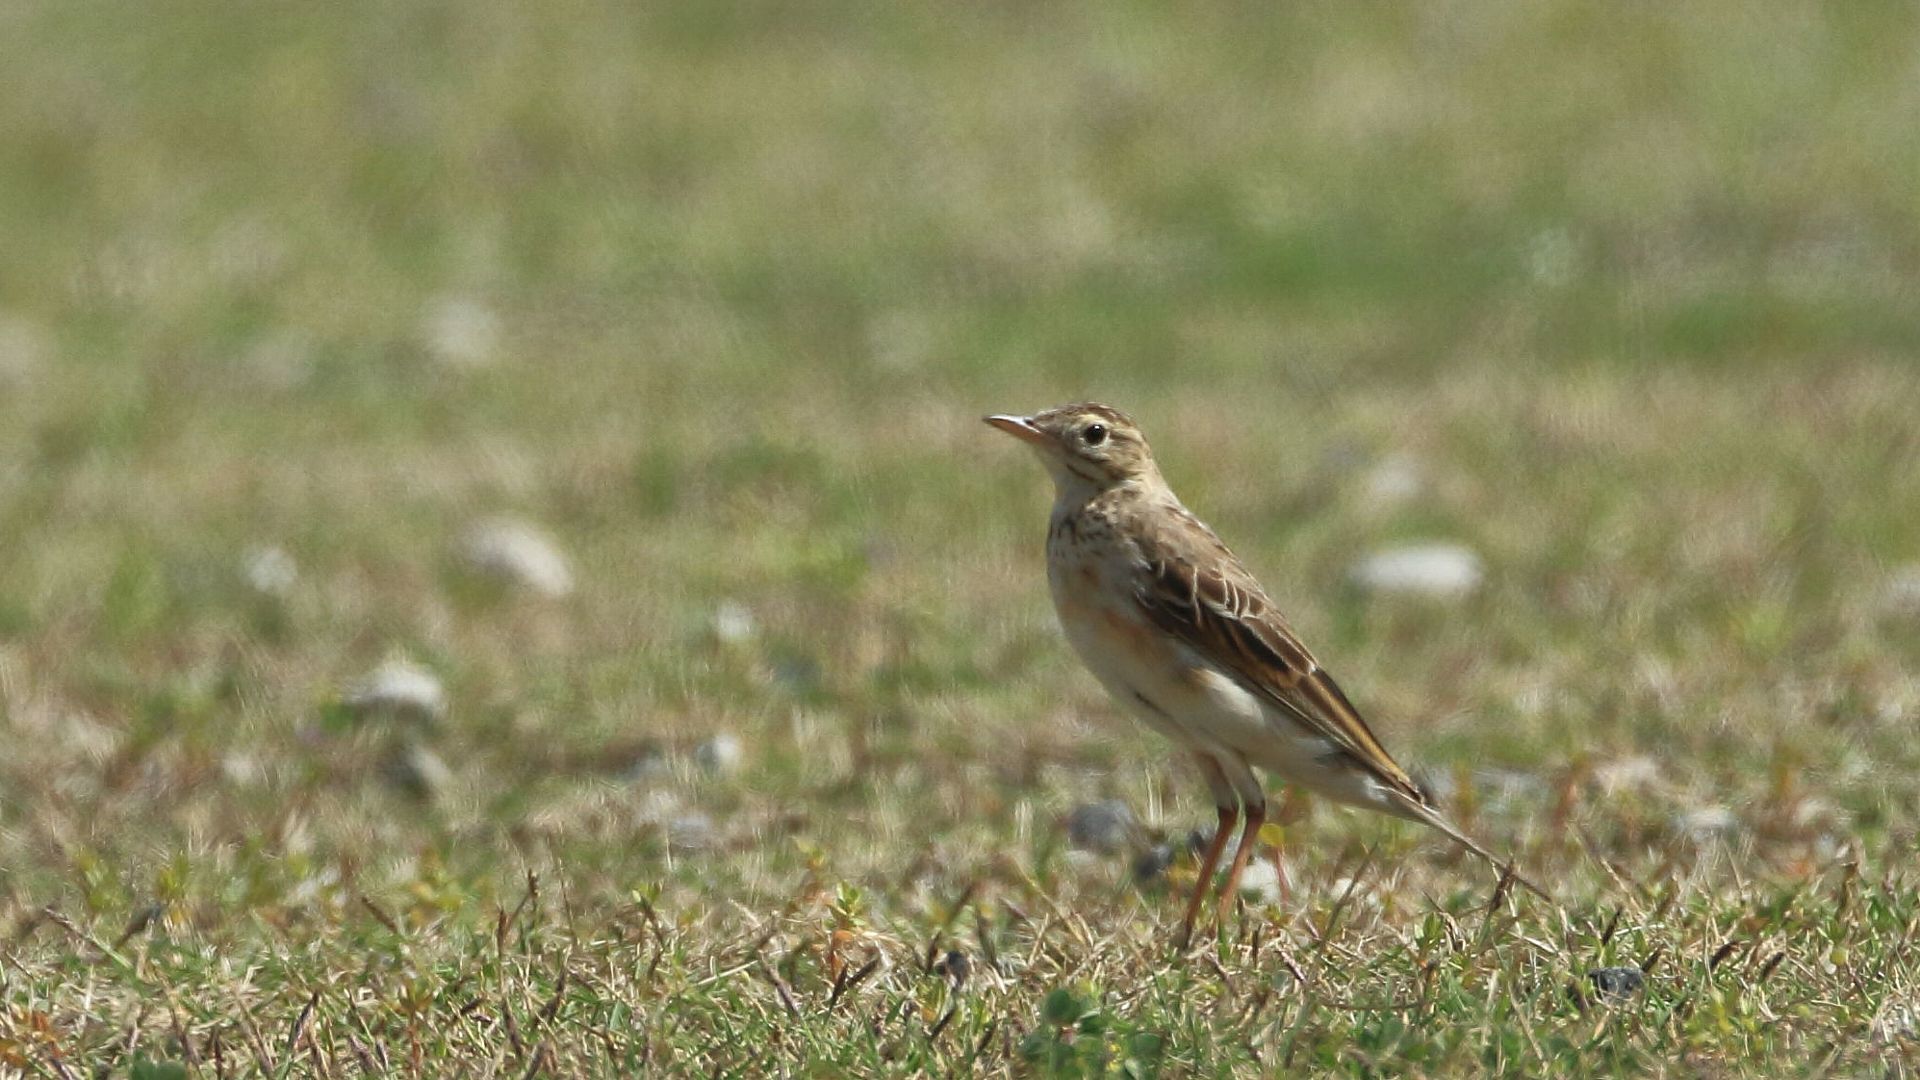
1396 796 1552 902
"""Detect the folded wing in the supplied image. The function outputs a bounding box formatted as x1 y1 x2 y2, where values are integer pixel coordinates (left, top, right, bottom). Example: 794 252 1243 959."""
1128 507 1424 803
1127 504 1551 900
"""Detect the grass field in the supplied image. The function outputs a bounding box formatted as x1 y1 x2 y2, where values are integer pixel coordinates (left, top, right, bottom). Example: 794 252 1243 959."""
4 1 1920 1075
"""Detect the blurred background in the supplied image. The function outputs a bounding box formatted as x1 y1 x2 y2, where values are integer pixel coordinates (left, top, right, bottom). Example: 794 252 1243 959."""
2 0 1919 1068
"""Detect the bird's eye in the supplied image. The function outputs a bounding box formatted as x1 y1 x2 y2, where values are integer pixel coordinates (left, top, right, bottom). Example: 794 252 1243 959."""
1083 423 1108 446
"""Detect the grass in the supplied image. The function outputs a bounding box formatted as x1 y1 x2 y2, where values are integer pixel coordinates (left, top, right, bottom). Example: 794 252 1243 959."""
3 0 1920 1074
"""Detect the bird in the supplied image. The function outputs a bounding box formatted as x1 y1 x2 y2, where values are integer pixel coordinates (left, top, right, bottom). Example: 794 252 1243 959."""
986 402 1545 945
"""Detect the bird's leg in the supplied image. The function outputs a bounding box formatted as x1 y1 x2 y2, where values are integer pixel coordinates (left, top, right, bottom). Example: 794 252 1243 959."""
1214 799 1267 929
1178 803 1237 949
1265 830 1291 908
1270 787 1307 906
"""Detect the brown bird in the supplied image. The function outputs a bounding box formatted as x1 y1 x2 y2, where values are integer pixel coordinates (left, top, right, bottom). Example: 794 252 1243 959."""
987 402 1544 945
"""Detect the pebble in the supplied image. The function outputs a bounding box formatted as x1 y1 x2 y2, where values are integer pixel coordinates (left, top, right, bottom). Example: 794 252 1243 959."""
667 812 719 854
934 949 971 987
1064 799 1137 855
1133 843 1177 884
458 518 573 598
1526 227 1578 287
420 294 501 368
712 601 756 644
1675 806 1741 842
242 545 298 597
1586 966 1645 1002
221 751 268 788
1593 756 1662 795
344 661 447 727
1789 797 1845 834
694 733 744 776
1349 543 1485 599
1235 860 1283 904
1361 455 1425 508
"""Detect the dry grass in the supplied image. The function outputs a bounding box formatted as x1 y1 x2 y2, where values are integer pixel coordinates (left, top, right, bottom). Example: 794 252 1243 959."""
3 1 1920 1075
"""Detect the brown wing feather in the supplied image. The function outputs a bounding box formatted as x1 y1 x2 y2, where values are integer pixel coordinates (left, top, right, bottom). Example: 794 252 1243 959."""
1128 505 1424 803
1119 499 1552 901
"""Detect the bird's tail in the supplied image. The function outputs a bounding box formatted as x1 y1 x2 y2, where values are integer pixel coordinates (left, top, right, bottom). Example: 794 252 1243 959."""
1393 794 1552 902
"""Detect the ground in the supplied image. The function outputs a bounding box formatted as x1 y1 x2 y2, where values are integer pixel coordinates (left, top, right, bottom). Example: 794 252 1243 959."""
2 1 1919 1075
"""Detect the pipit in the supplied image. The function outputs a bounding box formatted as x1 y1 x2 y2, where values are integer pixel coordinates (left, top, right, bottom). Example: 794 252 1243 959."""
988 403 1544 945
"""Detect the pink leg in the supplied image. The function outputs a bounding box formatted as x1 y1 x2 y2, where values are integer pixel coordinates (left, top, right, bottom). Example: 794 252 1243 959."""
1215 799 1267 926
1179 803 1236 948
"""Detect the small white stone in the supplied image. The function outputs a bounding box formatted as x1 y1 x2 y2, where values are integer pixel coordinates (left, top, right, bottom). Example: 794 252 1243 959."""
1676 805 1740 841
458 518 573 597
694 733 744 776
344 661 447 727
1236 860 1284 904
1789 797 1846 834
713 601 756 644
420 294 501 369
1350 543 1485 599
243 546 298 597
221 751 268 788
667 812 718 854
1526 227 1577 287
1594 756 1662 795
1361 455 1425 508
1064 799 1136 855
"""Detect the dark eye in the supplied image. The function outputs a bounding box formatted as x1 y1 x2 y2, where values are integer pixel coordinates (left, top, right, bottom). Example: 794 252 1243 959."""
1082 424 1108 446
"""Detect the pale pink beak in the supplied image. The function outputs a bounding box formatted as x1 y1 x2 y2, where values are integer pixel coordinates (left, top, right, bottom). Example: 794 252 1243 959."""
985 414 1049 447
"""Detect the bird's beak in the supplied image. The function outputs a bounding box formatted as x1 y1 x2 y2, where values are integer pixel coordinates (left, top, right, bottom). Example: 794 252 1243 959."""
985 414 1050 447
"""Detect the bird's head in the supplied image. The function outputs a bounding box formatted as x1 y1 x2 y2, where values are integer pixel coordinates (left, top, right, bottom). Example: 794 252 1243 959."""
985 402 1160 492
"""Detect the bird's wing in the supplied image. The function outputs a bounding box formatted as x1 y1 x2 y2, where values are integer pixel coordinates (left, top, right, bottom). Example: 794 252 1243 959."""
1127 504 1424 802
1126 502 1551 901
